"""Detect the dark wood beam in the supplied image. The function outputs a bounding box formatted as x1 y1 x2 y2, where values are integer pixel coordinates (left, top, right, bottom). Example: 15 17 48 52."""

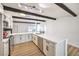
55 3 77 17
12 16 46 22
13 21 40 24
3 6 56 20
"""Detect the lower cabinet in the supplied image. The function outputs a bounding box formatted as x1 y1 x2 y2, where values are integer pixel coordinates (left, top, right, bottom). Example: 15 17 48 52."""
43 39 55 56
33 35 55 56
14 35 20 44
28 34 33 41
21 35 26 43
32 35 38 46
3 39 9 56
32 35 67 56
38 36 43 51
32 35 55 56
14 34 32 44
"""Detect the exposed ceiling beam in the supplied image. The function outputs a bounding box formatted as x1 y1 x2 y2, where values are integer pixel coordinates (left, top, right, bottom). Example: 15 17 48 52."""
55 3 77 17
13 21 40 24
12 16 46 22
3 5 56 20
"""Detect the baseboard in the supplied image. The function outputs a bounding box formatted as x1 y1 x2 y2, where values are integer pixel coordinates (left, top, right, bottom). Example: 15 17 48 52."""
68 43 79 48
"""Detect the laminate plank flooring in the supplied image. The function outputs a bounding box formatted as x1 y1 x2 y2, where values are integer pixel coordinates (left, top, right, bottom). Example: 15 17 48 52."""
67 45 79 56
11 41 44 56
10 41 79 56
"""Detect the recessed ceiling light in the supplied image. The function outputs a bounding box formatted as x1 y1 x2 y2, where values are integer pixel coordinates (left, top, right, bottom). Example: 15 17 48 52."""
18 3 22 7
20 13 26 16
38 3 49 8
24 6 28 9
39 10 42 13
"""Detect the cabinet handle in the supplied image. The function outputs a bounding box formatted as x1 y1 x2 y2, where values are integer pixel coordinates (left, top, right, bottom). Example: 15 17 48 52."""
46 45 49 51
20 35 22 40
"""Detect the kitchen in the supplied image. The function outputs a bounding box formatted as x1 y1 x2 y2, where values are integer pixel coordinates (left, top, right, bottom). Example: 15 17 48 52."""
0 3 79 56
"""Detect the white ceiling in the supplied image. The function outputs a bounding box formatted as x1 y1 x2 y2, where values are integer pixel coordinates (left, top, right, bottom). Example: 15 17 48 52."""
2 3 79 20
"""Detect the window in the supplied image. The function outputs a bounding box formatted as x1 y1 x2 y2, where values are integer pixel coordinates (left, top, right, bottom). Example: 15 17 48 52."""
13 22 46 33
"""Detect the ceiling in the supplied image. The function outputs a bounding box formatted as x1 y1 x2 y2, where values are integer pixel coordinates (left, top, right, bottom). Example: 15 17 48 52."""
2 3 79 20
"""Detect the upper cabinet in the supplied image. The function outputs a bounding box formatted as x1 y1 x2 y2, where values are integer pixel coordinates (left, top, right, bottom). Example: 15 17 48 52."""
3 14 13 29
0 4 4 14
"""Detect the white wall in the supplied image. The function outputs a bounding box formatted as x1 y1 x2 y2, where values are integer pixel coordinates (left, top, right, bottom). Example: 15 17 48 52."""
0 13 4 56
0 4 4 56
45 16 79 48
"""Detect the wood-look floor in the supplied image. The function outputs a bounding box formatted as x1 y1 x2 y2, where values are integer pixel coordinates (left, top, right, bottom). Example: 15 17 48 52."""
10 41 79 56
11 41 45 56
67 45 79 56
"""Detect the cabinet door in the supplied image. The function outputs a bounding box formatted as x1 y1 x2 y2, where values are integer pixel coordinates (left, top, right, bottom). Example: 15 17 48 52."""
38 36 43 51
43 39 47 55
25 34 29 41
13 23 18 33
47 41 55 56
32 35 36 44
14 35 20 44
43 39 55 56
28 34 32 41
3 42 9 56
32 35 38 46
21 35 26 43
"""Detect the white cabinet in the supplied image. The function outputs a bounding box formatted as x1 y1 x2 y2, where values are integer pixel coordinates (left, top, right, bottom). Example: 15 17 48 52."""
21 35 26 43
14 35 20 44
32 35 38 46
27 34 32 41
32 35 55 56
38 36 43 51
43 39 67 56
3 14 13 28
14 35 26 44
32 34 67 56
0 3 4 13
43 39 55 56
13 23 32 44
14 34 32 44
2 39 9 56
